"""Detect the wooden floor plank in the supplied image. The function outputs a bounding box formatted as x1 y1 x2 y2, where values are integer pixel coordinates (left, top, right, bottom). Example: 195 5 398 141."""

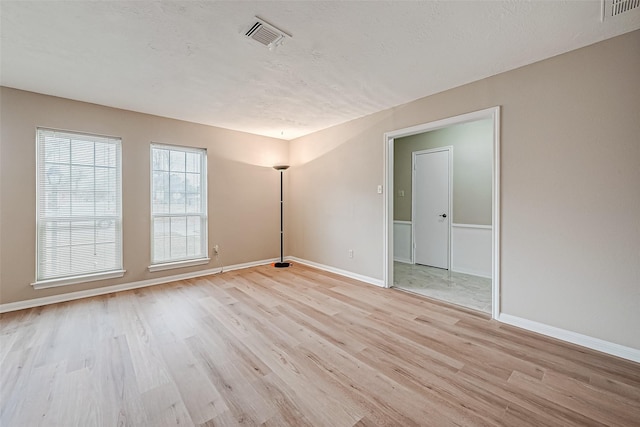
1 263 639 426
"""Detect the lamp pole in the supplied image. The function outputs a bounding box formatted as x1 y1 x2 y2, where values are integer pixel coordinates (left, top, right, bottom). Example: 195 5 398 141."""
273 165 290 268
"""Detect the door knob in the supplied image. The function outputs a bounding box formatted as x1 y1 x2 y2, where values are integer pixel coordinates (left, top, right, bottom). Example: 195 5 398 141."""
439 214 447 218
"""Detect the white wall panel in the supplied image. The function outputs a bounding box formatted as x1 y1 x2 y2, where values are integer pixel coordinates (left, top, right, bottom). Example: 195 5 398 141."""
393 221 412 263
451 224 492 278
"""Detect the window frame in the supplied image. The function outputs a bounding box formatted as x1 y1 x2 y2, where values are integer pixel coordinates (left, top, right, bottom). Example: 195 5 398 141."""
149 143 209 271
33 128 125 289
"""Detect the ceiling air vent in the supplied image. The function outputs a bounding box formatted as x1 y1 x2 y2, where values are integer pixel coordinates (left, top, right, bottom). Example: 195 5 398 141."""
245 18 290 49
601 0 640 20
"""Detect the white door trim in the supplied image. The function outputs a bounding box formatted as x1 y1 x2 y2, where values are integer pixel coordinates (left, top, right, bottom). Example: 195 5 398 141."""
383 106 501 319
411 146 453 268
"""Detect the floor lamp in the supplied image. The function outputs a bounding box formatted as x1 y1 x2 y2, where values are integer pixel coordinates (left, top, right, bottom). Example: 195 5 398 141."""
273 165 291 268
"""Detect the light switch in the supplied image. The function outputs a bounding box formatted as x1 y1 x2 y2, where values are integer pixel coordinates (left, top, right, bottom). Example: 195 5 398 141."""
399 190 405 197
377 185 383 194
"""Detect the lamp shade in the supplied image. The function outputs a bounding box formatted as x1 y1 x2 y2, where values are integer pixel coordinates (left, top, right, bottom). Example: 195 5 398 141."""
273 165 290 171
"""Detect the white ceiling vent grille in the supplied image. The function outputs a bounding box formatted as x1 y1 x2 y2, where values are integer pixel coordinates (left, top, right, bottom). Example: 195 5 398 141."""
245 18 290 49
601 0 640 20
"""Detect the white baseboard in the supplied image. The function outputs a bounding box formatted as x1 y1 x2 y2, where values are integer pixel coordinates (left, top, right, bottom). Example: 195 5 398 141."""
393 257 412 264
451 267 492 279
0 257 279 314
287 256 385 288
498 313 640 363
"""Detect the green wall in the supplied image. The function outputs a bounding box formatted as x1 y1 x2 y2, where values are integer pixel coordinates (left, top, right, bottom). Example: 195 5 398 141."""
394 119 492 225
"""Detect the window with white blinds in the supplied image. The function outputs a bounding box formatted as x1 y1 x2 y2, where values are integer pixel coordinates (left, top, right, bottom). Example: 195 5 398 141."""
36 128 123 286
150 144 208 268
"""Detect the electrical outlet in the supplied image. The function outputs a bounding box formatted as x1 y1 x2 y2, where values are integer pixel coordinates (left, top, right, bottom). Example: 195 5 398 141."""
348 249 354 258
213 245 219 255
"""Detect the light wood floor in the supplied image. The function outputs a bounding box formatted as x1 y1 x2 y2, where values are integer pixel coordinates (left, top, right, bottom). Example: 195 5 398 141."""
1 264 639 426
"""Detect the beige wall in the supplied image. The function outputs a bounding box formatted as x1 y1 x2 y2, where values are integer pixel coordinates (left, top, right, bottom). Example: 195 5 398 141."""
0 87 289 304
394 119 493 224
289 30 640 349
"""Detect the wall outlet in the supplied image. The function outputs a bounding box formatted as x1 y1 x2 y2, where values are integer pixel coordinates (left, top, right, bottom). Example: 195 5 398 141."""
348 249 354 258
213 245 219 255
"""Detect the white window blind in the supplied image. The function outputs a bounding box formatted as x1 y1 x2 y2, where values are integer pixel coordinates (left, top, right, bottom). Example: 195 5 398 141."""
36 128 123 283
150 144 208 265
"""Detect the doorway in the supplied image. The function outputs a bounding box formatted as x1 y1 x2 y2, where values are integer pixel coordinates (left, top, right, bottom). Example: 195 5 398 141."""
383 107 500 318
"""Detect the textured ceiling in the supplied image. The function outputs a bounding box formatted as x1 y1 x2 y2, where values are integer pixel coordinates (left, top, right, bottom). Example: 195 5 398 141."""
1 1 639 140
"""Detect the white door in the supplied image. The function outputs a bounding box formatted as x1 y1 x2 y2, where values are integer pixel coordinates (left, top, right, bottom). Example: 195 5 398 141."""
413 148 450 269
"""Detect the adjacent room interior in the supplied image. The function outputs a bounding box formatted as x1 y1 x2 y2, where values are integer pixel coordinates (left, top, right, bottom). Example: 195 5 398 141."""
1 1 639 426
392 116 495 314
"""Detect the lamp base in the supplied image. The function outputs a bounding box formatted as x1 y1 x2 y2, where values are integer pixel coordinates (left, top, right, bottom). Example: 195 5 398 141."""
274 262 291 268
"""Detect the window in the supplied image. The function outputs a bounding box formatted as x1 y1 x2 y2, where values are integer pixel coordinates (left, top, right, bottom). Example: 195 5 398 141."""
150 144 208 270
35 128 124 287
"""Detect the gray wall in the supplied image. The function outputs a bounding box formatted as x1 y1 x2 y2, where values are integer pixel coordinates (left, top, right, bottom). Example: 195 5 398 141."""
289 30 640 350
394 119 493 224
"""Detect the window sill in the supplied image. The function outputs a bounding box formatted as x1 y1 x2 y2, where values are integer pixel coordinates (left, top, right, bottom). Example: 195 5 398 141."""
148 258 210 272
32 270 126 290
